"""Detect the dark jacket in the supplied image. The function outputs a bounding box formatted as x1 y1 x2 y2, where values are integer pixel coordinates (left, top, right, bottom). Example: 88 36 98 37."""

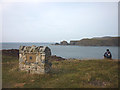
104 51 112 59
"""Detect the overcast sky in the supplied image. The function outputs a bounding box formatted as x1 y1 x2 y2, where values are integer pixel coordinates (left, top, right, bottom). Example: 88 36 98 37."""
2 2 118 42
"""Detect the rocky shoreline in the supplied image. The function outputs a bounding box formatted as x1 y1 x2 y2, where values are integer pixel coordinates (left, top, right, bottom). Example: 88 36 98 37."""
1 49 66 61
1 49 119 61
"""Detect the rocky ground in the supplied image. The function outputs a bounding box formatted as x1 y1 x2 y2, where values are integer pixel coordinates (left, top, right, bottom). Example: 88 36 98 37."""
1 49 65 61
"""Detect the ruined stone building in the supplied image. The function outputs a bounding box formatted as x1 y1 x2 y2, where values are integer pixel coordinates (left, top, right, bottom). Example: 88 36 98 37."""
19 45 52 74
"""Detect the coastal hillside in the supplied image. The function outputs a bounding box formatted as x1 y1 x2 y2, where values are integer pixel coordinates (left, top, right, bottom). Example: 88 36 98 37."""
2 49 119 88
55 37 120 46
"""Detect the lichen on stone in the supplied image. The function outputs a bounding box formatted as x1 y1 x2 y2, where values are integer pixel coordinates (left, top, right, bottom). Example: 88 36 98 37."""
19 45 52 74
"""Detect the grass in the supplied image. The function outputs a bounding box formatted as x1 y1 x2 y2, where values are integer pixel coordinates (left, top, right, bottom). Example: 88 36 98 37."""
2 55 119 88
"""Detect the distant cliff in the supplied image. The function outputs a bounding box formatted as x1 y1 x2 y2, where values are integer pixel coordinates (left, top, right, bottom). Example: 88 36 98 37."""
70 37 120 46
55 37 120 46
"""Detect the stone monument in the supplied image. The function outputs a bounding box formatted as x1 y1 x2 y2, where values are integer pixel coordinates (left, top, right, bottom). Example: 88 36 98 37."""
19 45 52 74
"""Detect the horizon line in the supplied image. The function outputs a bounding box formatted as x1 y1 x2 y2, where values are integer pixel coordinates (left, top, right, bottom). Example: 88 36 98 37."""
1 35 120 43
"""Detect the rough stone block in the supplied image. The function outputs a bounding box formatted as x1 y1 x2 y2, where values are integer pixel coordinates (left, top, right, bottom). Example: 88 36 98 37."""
19 45 52 74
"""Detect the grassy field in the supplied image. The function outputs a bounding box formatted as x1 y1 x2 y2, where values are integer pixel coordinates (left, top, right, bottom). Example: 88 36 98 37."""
2 55 119 88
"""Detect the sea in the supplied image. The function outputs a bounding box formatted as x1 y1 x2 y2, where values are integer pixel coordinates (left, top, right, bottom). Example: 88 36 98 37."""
1 43 119 59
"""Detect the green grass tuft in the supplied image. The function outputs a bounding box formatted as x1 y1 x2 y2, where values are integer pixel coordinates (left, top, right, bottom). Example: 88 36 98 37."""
2 55 119 88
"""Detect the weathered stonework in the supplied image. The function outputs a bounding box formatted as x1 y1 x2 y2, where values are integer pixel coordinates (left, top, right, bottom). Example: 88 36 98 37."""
19 45 52 74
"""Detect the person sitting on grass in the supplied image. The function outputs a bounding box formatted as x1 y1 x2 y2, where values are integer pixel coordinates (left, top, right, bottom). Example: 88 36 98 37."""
104 49 112 59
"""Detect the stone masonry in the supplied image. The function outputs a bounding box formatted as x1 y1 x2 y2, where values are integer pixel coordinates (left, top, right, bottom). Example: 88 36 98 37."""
19 45 52 74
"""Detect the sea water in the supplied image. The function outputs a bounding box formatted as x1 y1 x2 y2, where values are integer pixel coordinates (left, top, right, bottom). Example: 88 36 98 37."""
1 43 119 59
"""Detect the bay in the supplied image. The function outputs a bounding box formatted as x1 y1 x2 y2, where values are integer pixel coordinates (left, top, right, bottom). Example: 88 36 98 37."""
1 43 119 59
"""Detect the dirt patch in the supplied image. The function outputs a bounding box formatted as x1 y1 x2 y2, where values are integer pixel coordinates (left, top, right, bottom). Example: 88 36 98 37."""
89 80 109 87
30 80 35 82
14 83 25 88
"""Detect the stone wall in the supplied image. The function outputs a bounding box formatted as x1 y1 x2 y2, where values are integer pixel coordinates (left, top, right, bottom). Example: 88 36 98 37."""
19 45 52 74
